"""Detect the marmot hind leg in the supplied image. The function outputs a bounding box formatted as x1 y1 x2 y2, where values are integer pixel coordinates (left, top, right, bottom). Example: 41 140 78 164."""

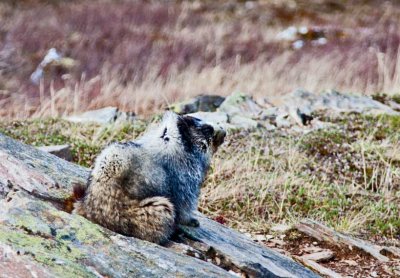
74 195 175 244
177 211 200 227
123 196 176 244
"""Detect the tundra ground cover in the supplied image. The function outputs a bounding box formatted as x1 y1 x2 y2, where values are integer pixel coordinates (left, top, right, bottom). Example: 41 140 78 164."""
1 112 399 243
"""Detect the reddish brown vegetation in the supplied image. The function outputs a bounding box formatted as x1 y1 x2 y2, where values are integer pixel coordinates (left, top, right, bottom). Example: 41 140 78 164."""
1 0 400 118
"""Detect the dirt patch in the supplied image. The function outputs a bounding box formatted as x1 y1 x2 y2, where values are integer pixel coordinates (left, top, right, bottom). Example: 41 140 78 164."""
265 230 400 277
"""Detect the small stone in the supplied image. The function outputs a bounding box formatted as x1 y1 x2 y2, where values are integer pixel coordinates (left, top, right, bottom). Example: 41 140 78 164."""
301 251 334 262
342 259 358 266
275 114 292 128
230 115 259 130
265 123 277 131
265 235 274 240
270 224 291 233
218 92 264 119
30 48 78 85
253 234 267 242
270 239 286 246
37 144 72 161
303 246 323 253
188 111 236 133
244 233 252 238
188 111 228 126
228 270 241 277
65 107 135 124
387 100 400 111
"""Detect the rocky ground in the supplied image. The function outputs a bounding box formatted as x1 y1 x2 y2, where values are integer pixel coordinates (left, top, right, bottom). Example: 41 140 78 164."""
1 90 399 277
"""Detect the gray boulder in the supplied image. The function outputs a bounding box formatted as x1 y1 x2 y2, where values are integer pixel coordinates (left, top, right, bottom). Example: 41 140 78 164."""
188 111 237 132
281 89 399 120
218 92 264 119
37 144 72 161
259 89 400 131
230 114 260 130
189 93 271 131
188 90 400 132
189 111 229 125
0 132 318 278
189 111 259 131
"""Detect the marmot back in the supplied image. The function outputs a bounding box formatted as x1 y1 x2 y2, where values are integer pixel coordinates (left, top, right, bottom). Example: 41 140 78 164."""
73 112 225 244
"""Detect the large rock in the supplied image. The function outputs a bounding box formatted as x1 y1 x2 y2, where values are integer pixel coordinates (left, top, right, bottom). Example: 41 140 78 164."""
184 90 400 132
188 111 237 132
189 111 229 125
218 92 264 119
188 111 259 131
258 89 400 131
30 48 78 85
65 107 135 125
230 114 260 130
37 144 72 161
0 133 318 278
216 92 266 130
280 89 399 119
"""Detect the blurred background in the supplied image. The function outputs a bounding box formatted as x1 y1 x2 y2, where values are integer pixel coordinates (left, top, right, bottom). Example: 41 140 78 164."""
1 0 399 118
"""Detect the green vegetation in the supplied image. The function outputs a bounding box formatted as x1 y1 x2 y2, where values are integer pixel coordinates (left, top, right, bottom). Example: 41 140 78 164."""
0 113 399 241
0 118 147 167
0 221 91 277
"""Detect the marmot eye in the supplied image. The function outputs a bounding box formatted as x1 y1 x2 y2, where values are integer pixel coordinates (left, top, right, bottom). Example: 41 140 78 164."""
161 128 169 142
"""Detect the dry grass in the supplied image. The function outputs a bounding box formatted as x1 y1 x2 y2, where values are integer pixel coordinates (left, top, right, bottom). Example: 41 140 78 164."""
0 0 399 244
7 49 400 119
0 112 398 242
201 114 400 239
1 0 400 118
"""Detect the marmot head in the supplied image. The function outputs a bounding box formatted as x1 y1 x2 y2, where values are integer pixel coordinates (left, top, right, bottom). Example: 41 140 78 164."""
176 114 226 154
140 112 225 156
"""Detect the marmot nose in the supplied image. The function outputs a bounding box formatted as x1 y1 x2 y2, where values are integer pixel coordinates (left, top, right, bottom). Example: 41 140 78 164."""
213 127 226 146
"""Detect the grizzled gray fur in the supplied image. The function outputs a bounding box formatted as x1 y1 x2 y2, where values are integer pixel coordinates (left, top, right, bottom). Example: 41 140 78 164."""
73 112 225 244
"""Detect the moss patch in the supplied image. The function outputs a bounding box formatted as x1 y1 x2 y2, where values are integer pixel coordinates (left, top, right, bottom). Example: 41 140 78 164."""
0 226 93 278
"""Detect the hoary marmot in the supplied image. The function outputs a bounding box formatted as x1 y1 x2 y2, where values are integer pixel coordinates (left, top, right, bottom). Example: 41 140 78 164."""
73 112 225 244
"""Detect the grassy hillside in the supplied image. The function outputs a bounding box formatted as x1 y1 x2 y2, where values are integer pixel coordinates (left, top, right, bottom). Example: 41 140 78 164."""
1 112 399 243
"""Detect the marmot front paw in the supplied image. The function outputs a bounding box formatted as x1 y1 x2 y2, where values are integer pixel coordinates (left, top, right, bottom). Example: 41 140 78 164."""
186 218 200 227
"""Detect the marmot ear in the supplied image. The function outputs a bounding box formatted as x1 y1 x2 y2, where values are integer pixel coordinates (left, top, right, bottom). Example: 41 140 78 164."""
161 111 180 138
